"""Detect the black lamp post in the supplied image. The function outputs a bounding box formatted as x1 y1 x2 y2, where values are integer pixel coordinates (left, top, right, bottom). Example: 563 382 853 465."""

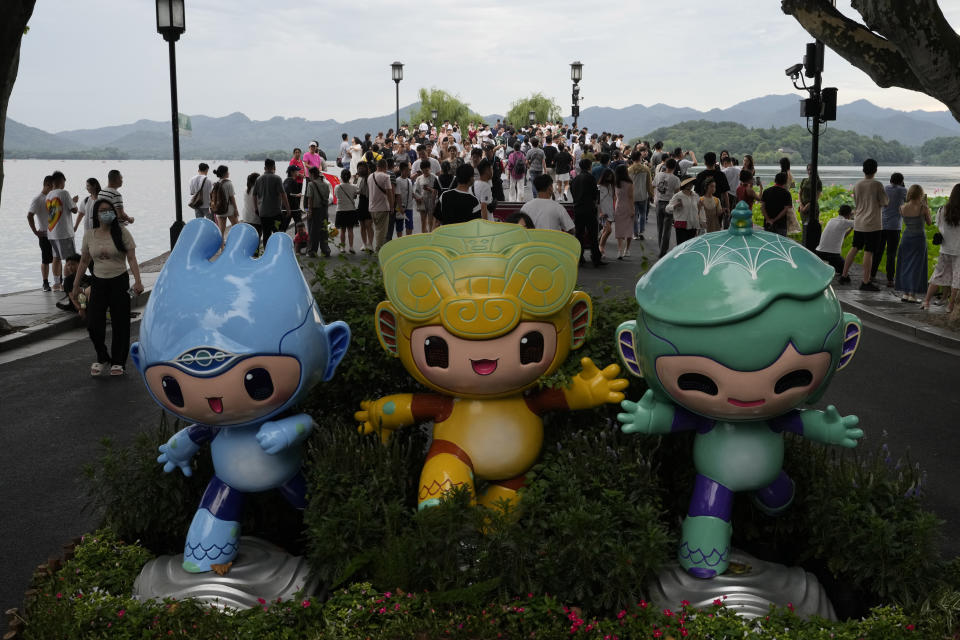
156 0 186 249
430 108 438 124
391 61 403 136
528 110 536 126
570 60 583 129
787 43 836 252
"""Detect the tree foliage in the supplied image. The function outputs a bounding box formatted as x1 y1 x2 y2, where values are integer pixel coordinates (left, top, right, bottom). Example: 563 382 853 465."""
505 93 562 128
406 88 485 128
640 119 914 165
920 137 960 166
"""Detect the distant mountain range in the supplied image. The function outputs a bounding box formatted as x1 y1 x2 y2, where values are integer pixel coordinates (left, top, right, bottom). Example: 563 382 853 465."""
5 94 959 160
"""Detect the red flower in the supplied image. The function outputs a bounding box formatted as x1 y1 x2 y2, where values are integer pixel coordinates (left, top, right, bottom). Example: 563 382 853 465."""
906 624 916 631
663 608 673 617
787 602 795 613
117 609 125 618
302 599 311 608
257 598 266 605
681 599 690 607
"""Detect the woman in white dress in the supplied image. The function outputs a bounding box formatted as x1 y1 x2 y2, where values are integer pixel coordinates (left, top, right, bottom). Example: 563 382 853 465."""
349 137 364 175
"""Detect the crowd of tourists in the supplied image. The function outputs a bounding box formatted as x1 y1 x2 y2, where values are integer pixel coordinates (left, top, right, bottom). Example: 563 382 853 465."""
23 121 960 378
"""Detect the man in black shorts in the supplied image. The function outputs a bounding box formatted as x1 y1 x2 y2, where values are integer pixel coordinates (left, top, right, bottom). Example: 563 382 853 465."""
840 158 888 290
27 175 55 291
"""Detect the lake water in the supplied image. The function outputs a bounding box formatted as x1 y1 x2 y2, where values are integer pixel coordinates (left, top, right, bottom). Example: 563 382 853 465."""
1 160 958 294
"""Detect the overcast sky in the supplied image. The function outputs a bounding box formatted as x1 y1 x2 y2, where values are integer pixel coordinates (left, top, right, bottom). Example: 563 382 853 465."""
8 1 960 133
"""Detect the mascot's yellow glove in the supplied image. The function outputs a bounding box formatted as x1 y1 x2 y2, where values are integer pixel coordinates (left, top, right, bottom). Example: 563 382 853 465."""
355 394 415 444
563 357 628 410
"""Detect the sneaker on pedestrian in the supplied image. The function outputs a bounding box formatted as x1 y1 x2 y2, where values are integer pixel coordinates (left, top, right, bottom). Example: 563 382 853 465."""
52 282 63 292
90 362 105 376
110 365 125 376
42 280 51 292
859 282 880 292
838 275 851 284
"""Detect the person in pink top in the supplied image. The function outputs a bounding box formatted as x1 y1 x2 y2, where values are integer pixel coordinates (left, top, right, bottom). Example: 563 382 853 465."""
303 141 323 175
289 147 305 186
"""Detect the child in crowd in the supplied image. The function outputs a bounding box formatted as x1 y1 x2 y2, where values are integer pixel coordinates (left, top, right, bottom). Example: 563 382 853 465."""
293 221 309 254
815 205 855 274
736 170 758 208
56 253 91 312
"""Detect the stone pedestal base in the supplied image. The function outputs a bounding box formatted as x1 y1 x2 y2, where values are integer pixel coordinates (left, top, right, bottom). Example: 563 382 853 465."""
132 537 317 610
647 549 836 620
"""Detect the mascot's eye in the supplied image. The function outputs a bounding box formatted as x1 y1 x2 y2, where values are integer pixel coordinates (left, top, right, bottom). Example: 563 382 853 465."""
774 369 813 394
244 368 274 401
677 373 719 396
161 375 184 407
519 331 544 364
424 336 449 368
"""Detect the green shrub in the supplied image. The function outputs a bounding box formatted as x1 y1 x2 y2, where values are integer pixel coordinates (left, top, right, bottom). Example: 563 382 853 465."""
83 414 307 556
21 540 940 640
733 437 944 605
304 417 671 613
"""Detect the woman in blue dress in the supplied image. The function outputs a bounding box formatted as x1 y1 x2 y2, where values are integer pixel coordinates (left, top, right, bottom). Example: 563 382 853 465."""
894 185 932 303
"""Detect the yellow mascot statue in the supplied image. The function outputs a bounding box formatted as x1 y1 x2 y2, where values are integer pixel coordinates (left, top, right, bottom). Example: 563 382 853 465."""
356 220 627 511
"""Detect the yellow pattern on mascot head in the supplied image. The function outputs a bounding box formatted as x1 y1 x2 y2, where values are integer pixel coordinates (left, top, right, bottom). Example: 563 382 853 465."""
357 220 627 511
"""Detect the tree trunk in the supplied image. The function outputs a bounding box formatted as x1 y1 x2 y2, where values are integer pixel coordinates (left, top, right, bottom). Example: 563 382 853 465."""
782 0 960 124
0 0 38 210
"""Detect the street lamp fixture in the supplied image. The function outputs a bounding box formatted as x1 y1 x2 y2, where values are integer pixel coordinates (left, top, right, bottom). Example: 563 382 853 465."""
528 110 536 125
156 0 186 249
431 108 438 122
391 61 403 136
570 60 583 129
570 60 583 83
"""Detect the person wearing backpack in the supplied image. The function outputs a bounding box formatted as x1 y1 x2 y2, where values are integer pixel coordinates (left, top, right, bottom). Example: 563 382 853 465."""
304 166 331 257
210 165 239 237
188 163 213 220
506 142 527 201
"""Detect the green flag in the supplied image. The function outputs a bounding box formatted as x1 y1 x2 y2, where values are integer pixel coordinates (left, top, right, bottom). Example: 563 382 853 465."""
178 113 192 137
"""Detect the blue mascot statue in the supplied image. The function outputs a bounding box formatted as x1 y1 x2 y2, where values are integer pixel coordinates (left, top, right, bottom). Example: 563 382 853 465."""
131 219 350 574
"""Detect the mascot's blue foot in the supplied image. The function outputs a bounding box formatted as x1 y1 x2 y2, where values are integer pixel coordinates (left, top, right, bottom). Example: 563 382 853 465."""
182 508 240 573
678 515 732 579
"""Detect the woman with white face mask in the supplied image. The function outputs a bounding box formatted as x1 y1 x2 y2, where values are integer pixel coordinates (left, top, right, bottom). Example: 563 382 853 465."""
72 199 144 377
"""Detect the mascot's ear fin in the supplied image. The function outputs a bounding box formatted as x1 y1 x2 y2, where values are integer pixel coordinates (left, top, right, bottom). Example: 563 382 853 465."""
837 313 861 371
616 321 643 378
569 291 592 350
323 321 351 382
376 302 400 357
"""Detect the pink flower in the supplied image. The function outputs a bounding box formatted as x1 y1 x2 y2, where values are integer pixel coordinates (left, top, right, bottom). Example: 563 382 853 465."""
257 597 266 605
638 600 648 608
301 599 311 608
56 593 62 600
617 610 626 619
653 631 663 638
378 607 386 614
713 598 722 606
787 602 795 613
117 609 125 618
906 624 916 631
385 591 392 598
663 608 673 617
